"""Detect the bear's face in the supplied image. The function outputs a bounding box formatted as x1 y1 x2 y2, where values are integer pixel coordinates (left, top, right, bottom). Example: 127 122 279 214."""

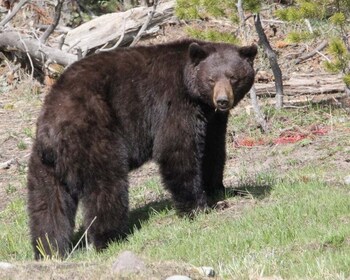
186 42 257 112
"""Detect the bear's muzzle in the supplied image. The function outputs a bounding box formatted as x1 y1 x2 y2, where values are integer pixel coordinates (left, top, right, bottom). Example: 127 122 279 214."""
213 79 234 112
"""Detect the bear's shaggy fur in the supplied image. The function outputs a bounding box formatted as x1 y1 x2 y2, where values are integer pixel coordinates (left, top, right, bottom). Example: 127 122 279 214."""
27 39 257 259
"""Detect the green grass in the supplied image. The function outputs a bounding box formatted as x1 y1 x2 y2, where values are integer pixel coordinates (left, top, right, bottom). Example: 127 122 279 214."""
1 104 349 279
1 171 349 279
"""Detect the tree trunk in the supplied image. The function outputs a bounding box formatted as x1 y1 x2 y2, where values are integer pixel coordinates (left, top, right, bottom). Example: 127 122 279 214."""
254 13 284 109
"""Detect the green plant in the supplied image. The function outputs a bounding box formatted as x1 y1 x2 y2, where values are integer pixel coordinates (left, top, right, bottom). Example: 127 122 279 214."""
5 184 17 194
23 127 34 138
275 0 350 92
186 27 240 44
17 139 27 150
175 0 262 42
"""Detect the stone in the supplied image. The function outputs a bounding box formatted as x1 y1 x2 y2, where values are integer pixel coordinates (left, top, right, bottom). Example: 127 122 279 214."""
165 275 192 280
0 262 15 270
197 266 215 277
112 251 145 274
344 175 350 185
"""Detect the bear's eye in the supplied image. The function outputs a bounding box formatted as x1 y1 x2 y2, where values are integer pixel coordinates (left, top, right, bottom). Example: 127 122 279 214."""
208 78 215 86
229 76 237 84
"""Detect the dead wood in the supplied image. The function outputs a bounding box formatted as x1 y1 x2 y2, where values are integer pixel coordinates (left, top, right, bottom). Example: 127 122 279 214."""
255 73 345 97
249 85 269 132
254 13 284 109
0 30 78 66
130 0 159 47
0 0 175 72
39 0 64 43
62 0 175 54
245 92 345 113
0 0 28 27
0 158 15 169
295 40 328 65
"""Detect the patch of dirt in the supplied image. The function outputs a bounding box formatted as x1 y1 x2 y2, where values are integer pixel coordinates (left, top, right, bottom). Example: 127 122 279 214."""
0 259 213 280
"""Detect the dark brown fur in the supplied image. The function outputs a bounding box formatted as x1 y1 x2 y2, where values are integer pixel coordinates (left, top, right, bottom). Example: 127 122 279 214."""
27 39 257 259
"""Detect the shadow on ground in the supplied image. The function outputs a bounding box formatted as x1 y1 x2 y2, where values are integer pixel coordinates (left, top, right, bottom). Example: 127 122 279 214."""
128 198 173 233
72 180 273 252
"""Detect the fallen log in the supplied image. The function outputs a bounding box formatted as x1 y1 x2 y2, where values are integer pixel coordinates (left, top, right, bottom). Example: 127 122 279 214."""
255 73 346 97
62 0 175 54
0 30 78 66
0 0 175 70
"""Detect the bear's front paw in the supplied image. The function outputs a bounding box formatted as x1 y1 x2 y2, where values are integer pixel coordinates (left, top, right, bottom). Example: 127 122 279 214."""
175 193 209 218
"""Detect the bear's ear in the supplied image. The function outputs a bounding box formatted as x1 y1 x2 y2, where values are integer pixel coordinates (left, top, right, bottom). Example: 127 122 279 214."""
238 44 258 63
189 43 208 65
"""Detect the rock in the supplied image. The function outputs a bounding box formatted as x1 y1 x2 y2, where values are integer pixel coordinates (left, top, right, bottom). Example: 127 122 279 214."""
112 251 145 274
197 266 215 277
0 262 15 270
165 276 192 280
344 175 350 185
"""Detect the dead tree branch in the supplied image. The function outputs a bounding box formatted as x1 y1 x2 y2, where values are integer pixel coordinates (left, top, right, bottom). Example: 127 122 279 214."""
96 18 127 53
0 30 77 66
295 40 328 64
249 85 269 132
0 0 28 27
254 13 284 109
130 0 158 47
39 0 64 43
63 0 174 53
236 1 268 132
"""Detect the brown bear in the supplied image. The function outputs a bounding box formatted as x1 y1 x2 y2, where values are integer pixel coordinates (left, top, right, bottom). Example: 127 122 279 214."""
27 39 257 259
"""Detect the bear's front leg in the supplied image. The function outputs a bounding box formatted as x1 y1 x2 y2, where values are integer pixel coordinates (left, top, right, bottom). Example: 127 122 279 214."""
202 112 229 197
159 157 207 216
156 126 208 216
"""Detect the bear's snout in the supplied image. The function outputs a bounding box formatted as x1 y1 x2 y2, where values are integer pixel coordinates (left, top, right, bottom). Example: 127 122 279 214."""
213 79 234 111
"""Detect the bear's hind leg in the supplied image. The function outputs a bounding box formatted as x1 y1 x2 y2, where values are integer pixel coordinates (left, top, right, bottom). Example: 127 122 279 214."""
81 177 129 251
27 153 78 260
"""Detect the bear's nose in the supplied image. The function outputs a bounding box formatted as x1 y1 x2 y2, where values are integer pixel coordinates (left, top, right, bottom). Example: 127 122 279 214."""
216 97 229 109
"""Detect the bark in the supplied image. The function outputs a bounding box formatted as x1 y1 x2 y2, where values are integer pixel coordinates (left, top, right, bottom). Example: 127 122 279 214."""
249 85 269 132
295 40 328 65
0 0 28 27
0 1 175 70
130 0 159 47
0 30 77 66
255 73 345 96
236 1 268 132
62 0 175 53
254 13 284 109
39 0 65 43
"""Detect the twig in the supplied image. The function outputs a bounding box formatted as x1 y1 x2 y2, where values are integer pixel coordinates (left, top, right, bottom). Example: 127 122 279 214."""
315 50 330 62
96 17 127 53
66 216 97 260
0 158 16 169
40 0 64 43
18 31 34 78
249 85 269 133
261 19 285 24
295 40 328 64
130 0 159 47
0 0 28 27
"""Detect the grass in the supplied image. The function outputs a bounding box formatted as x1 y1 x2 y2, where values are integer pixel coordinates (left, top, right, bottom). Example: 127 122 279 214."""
0 167 349 279
1 73 350 278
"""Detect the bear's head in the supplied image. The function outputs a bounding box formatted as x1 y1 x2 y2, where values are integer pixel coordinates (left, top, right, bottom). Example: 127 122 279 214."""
185 41 257 112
